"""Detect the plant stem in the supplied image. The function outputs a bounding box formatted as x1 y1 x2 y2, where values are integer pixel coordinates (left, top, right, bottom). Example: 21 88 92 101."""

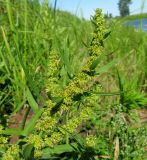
20 105 31 130
65 111 69 144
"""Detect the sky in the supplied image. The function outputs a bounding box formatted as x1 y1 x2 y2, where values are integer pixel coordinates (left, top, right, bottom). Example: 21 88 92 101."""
43 0 147 19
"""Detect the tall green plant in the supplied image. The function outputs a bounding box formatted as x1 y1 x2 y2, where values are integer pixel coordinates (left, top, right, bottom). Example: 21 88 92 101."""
0 5 108 159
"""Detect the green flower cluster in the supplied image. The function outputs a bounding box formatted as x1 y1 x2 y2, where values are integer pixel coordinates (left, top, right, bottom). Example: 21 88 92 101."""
62 73 92 97
90 9 105 56
36 114 57 133
35 102 57 133
83 9 106 72
0 125 8 148
86 135 97 148
27 134 44 158
44 132 63 147
26 8 106 158
2 145 20 160
27 134 44 150
60 106 94 135
46 50 62 97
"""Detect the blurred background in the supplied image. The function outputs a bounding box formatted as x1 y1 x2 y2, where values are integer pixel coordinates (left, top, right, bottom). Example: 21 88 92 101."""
41 0 147 19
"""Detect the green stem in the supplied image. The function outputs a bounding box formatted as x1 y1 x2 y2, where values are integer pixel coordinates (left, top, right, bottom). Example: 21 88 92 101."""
65 111 69 144
20 106 31 130
19 105 31 150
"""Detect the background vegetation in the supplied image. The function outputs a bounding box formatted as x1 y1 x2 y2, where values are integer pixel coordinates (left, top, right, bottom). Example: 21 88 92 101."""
118 0 132 17
124 13 147 20
0 0 147 159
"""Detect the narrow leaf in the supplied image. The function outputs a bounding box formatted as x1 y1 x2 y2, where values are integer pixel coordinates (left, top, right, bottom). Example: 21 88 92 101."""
90 57 102 70
2 128 22 136
103 31 111 39
114 136 119 160
22 108 43 136
26 86 38 113
93 92 121 96
23 144 34 160
97 59 117 74
42 143 78 158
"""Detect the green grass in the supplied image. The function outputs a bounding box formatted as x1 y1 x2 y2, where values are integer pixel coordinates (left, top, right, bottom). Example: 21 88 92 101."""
0 0 147 160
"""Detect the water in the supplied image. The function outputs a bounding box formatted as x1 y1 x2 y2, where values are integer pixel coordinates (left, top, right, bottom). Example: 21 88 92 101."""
125 18 147 31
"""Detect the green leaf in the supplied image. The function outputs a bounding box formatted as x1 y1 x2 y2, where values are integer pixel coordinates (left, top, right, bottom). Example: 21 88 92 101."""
22 108 43 136
117 70 124 92
47 91 63 103
55 36 73 78
51 96 63 103
42 143 78 158
23 144 34 160
60 49 73 78
96 59 117 74
12 100 26 114
93 92 121 96
0 75 8 84
0 148 6 154
2 128 22 136
103 31 111 40
0 90 10 106
0 61 4 69
116 70 125 104
26 86 38 113
60 66 69 87
90 57 101 70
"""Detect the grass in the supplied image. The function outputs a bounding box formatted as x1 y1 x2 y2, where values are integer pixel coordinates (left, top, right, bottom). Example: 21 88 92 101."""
0 0 147 160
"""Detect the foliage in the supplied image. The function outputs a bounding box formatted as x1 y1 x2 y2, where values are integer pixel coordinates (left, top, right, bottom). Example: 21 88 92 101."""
118 0 132 17
0 0 147 160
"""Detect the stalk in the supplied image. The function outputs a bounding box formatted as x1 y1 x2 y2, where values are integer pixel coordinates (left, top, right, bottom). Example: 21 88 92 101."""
20 105 31 130
65 111 69 144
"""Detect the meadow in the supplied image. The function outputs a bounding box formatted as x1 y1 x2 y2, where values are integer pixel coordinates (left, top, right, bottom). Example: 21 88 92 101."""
0 0 147 159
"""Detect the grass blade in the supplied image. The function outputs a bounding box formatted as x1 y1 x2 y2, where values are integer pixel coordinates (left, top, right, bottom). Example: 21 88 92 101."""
26 86 39 113
22 108 43 136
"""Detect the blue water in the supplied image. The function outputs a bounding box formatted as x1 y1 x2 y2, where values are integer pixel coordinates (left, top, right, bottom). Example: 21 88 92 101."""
125 18 147 31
